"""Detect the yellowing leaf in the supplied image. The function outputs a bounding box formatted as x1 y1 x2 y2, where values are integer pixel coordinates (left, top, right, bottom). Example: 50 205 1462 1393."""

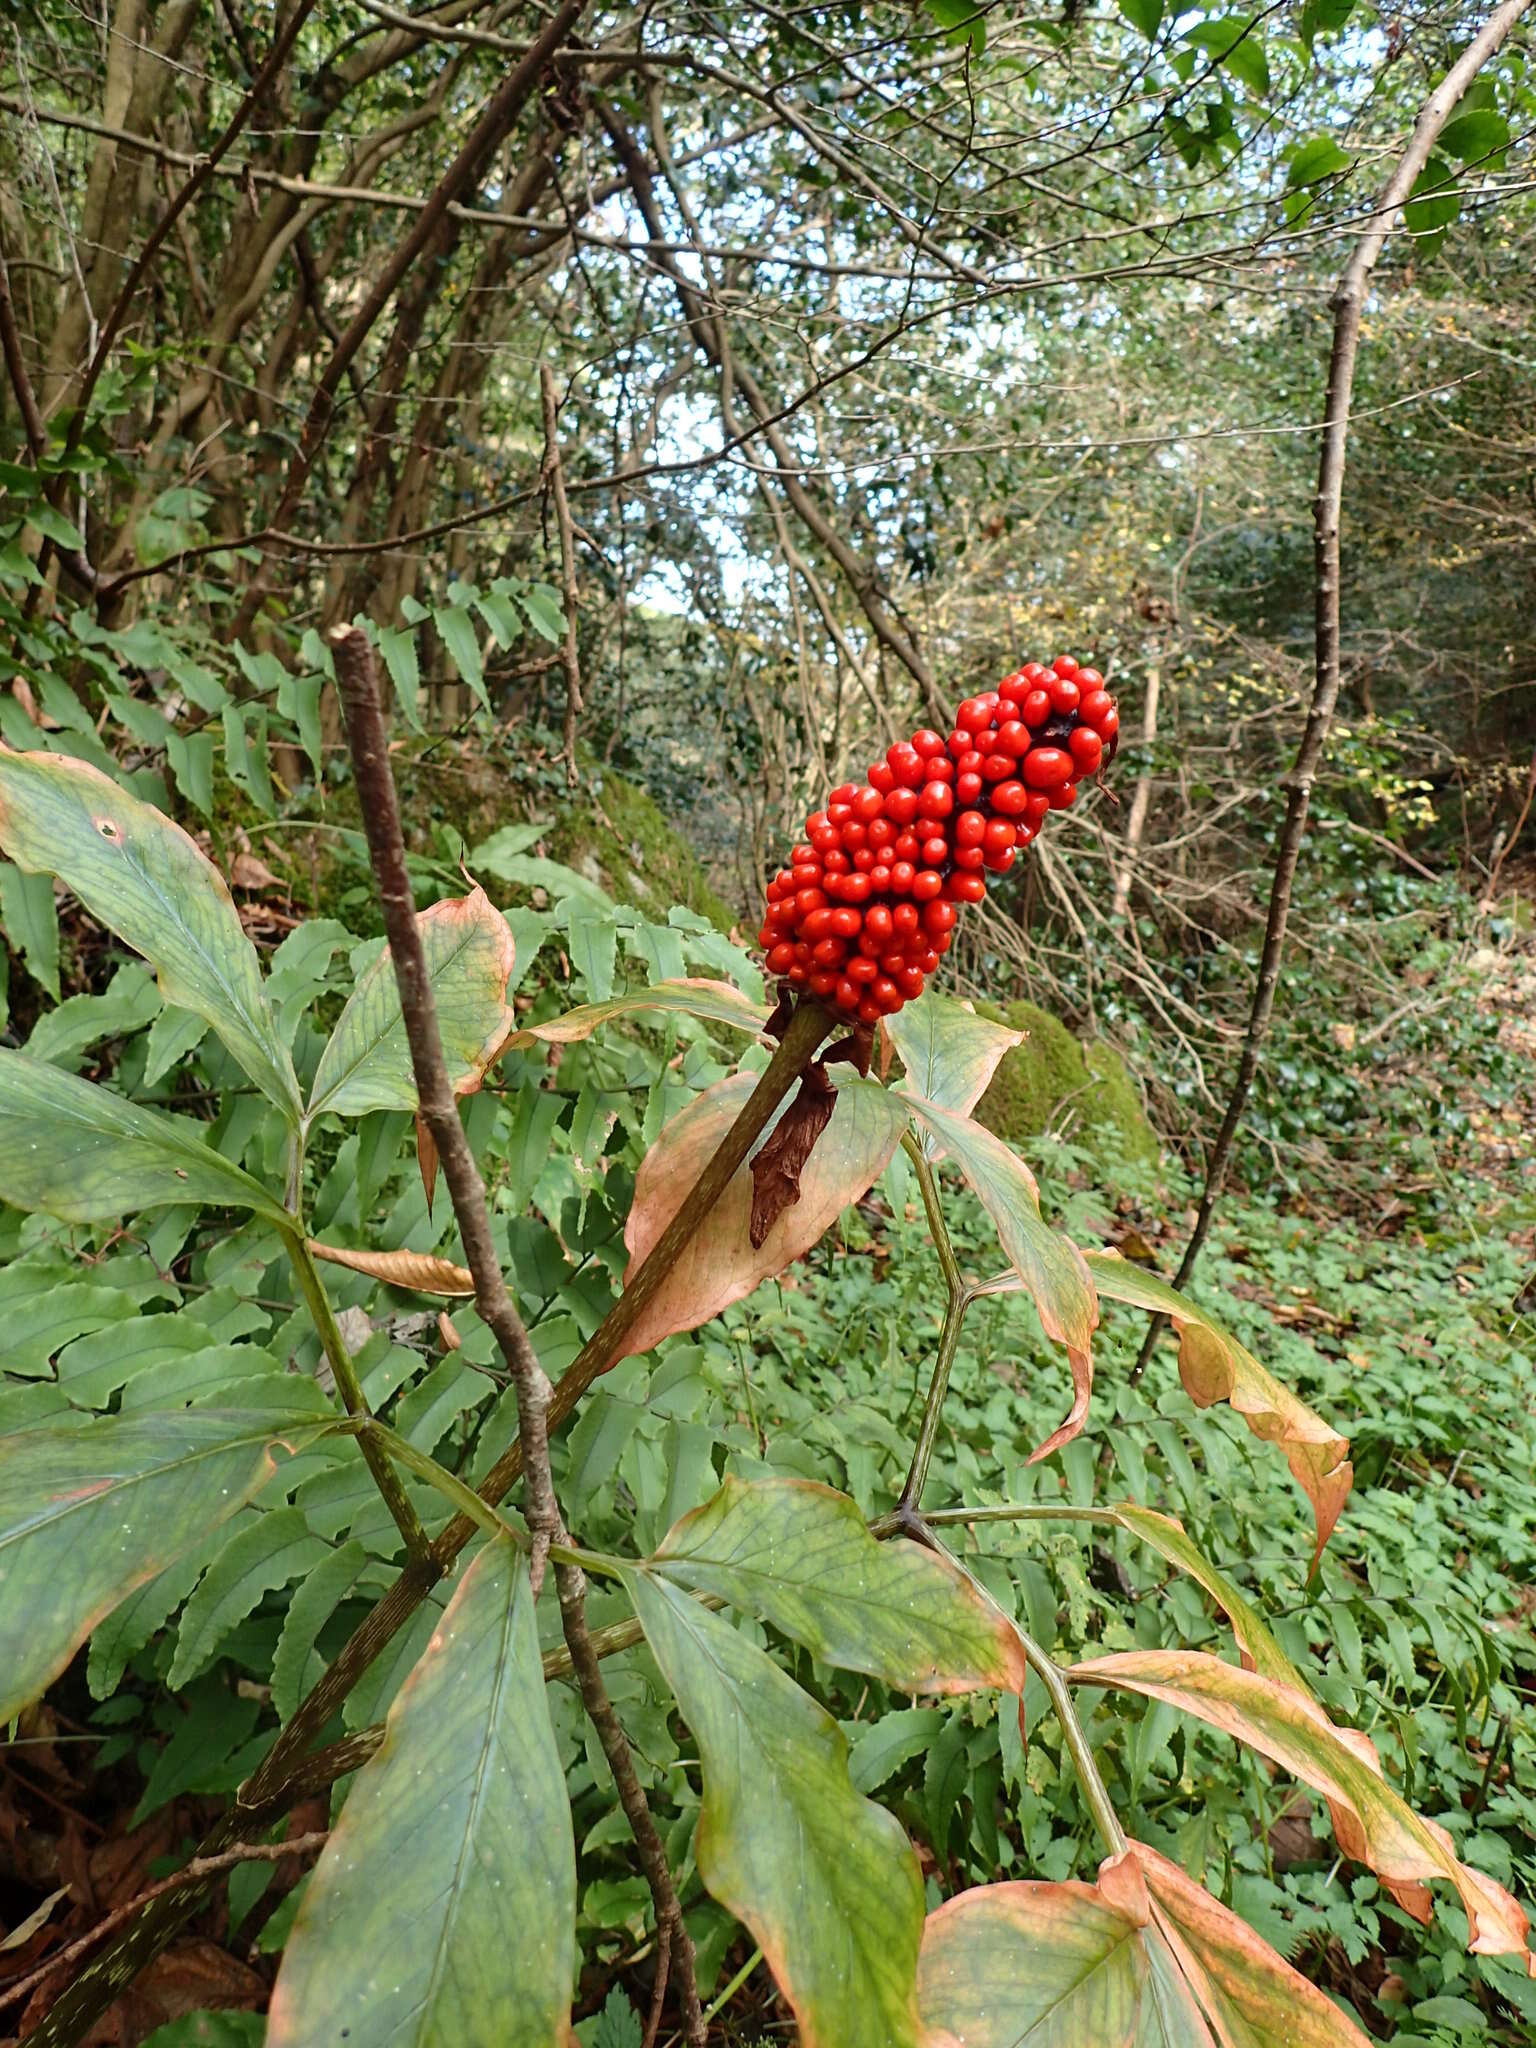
905 1097 1098 1460
650 1477 1027 1693
1085 1251 1351 1566
269 1541 576 2048
504 977 767 1050
629 1571 924 2048
881 991 1025 1130
917 1846 1374 2046
308 887 515 1123
618 1070 908 1361
1068 1650 1534 1974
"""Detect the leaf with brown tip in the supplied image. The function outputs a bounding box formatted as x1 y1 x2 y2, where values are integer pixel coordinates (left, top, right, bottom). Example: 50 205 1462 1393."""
916 1845 1375 2048
1109 1503 1306 1690
1069 1650 1535 1975
628 1570 924 2048
650 1475 1027 1694
1129 1840 1374 2048
617 1070 908 1362
306 1240 476 1297
307 888 516 1124
1085 1251 1352 1568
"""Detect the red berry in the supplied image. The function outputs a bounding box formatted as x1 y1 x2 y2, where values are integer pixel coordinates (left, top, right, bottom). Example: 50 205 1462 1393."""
893 902 920 941
925 755 955 784
872 976 902 1013
1021 689 1052 726
897 966 926 1000
923 899 957 935
956 809 986 848
956 772 983 806
946 870 986 904
1048 780 1078 810
921 835 949 866
868 816 895 848
891 861 916 893
830 907 862 938
997 720 1030 757
1052 655 1080 679
836 978 860 1011
912 728 946 759
801 907 836 940
1049 676 1081 714
1079 689 1114 727
1023 793 1050 831
1069 728 1103 773
795 886 827 914
956 697 992 733
885 786 919 826
841 871 871 902
1022 747 1072 790
894 830 921 861
1098 706 1120 742
869 863 892 892
887 741 925 788
954 845 985 869
913 868 943 901
984 817 1016 856
918 779 954 819
981 753 1014 782
848 954 877 984
991 780 1028 816
855 785 885 820
809 968 837 997
984 847 1016 874
811 938 846 967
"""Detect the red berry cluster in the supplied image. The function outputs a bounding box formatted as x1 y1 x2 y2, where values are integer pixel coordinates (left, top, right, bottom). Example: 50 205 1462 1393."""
758 657 1118 1022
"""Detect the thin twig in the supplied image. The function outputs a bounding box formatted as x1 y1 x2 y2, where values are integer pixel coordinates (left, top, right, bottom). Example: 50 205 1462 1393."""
540 363 585 785
0 1835 328 2017
1132 0 1535 1381
330 625 705 2043
896 1132 973 1515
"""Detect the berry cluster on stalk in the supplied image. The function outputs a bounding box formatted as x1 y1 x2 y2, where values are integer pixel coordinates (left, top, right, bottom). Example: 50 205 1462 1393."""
758 656 1118 1022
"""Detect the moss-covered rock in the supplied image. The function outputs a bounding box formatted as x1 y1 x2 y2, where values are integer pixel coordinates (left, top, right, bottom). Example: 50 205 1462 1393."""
975 999 1159 1170
547 768 737 932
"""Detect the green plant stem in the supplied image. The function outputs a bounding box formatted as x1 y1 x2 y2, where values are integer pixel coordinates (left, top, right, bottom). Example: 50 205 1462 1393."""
1017 1625 1127 1858
897 1131 972 1513
282 1227 431 1562
357 1419 622 1579
701 1945 763 2025
921 1502 1124 1528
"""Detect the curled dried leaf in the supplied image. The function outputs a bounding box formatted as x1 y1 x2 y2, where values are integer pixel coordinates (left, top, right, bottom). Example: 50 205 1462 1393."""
306 1240 476 1297
749 1063 837 1248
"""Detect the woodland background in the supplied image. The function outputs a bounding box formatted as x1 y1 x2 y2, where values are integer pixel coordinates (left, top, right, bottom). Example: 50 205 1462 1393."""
1 0 1535 2042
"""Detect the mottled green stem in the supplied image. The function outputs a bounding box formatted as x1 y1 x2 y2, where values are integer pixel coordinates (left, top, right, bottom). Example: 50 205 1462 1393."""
282 1227 430 1561
1018 1625 1127 1858
897 1131 973 1515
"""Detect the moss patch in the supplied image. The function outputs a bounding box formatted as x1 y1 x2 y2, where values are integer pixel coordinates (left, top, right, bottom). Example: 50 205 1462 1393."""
975 999 1159 1171
548 768 736 932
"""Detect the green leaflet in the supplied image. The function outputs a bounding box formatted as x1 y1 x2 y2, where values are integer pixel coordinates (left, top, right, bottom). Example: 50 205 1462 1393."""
0 748 300 1120
0 1409 329 1721
307 889 516 1124
269 1541 575 2048
628 1571 925 2048
169 1508 331 1687
651 1476 1027 1694
0 1050 290 1225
